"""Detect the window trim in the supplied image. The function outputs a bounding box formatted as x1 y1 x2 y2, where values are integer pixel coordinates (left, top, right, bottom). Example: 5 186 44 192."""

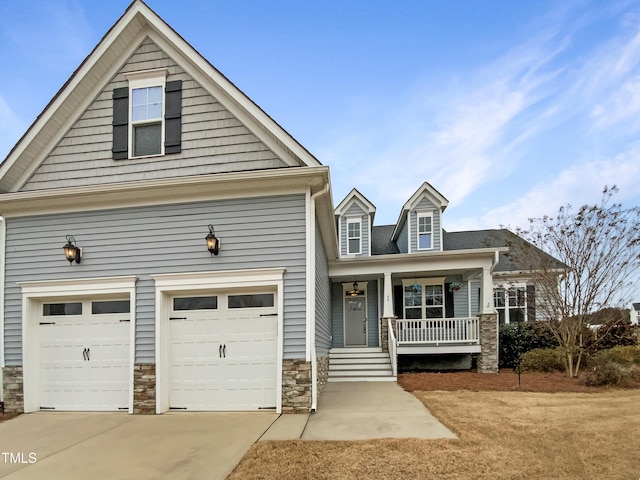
416 211 434 251
346 218 362 255
126 69 168 159
401 277 445 319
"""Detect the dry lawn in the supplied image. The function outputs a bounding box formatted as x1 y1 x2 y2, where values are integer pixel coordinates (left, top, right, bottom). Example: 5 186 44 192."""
228 389 640 480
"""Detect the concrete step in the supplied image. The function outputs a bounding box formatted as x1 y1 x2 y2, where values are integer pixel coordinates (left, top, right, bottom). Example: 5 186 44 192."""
330 347 382 354
330 357 391 365
328 368 393 377
328 376 397 382
330 363 391 371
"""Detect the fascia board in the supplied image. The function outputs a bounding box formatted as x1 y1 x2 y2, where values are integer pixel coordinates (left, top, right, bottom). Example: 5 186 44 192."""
328 248 502 277
335 188 376 215
0 166 329 217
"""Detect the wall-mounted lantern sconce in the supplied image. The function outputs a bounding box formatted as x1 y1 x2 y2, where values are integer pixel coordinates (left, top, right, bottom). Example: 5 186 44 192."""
205 225 220 256
63 235 82 264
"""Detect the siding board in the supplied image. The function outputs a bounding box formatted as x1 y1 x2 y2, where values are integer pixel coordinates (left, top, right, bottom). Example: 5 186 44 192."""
3 194 307 365
22 38 287 192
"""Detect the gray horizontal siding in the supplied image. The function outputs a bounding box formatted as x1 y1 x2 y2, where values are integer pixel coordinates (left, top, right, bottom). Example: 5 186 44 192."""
331 283 344 347
452 281 470 317
397 221 408 254
22 38 286 192
470 280 481 316
3 194 306 365
367 281 379 347
409 197 441 252
315 223 332 356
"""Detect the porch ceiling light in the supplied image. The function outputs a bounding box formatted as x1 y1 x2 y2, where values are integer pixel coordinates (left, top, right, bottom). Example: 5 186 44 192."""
348 281 359 296
205 224 220 256
63 235 82 264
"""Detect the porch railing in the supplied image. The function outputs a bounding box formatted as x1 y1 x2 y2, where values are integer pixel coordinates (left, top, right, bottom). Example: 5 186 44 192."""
396 317 480 345
388 318 397 377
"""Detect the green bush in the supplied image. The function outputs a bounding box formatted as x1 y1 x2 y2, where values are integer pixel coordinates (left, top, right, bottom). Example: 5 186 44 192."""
499 321 559 369
519 347 566 373
592 346 640 366
584 346 640 387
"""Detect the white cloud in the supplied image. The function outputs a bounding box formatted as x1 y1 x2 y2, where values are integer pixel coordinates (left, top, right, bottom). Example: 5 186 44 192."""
449 147 640 232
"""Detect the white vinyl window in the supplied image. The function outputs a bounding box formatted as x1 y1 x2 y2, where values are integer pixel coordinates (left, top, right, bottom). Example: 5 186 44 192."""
494 286 527 324
417 212 433 250
127 71 167 158
403 278 445 319
347 219 361 254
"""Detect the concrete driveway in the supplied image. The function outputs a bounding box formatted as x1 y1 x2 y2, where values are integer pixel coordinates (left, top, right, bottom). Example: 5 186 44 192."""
0 412 277 480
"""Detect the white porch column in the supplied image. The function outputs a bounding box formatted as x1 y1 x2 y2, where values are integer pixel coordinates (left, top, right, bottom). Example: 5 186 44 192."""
382 272 394 318
480 266 495 314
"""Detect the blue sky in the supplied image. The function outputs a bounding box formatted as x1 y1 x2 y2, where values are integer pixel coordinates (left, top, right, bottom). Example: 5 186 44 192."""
0 0 639 234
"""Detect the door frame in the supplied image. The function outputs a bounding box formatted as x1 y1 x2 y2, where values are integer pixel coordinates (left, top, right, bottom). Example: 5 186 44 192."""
18 276 137 413
152 268 285 414
342 281 368 347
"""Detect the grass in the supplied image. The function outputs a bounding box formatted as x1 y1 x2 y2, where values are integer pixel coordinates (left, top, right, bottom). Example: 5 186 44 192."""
228 389 640 479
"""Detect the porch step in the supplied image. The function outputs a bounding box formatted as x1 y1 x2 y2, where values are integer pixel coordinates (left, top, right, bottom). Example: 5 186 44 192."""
327 347 395 383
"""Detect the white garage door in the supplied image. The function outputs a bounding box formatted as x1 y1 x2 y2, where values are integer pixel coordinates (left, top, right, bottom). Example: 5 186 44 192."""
39 300 130 411
169 292 277 411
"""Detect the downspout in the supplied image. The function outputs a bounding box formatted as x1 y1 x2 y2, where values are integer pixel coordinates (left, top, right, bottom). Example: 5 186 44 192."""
309 184 329 413
0 216 5 403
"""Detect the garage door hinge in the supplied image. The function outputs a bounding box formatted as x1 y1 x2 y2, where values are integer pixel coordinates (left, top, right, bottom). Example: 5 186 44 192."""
259 406 277 410
118 407 128 410
40 407 55 410
259 313 278 317
119 319 130 322
169 407 188 410
169 317 187 320
39 322 56 325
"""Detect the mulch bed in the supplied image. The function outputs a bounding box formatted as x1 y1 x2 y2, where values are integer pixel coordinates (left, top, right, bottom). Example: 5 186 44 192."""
398 370 608 393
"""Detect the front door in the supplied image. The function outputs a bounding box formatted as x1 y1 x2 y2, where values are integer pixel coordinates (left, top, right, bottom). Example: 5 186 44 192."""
344 295 367 346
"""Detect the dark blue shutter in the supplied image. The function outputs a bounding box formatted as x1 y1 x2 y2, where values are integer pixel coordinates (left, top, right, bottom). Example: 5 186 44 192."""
112 87 129 160
164 80 182 154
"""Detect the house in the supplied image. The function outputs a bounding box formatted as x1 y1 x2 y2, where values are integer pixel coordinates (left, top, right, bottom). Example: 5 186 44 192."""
0 1 550 416
631 304 640 326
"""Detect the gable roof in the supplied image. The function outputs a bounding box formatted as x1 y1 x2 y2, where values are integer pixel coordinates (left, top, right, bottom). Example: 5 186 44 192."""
335 188 376 217
391 182 449 240
0 0 321 193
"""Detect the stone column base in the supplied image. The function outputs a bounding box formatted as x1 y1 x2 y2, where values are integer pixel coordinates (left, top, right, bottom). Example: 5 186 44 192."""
478 313 499 372
316 356 329 394
133 363 156 414
380 317 396 353
2 366 24 414
282 359 311 413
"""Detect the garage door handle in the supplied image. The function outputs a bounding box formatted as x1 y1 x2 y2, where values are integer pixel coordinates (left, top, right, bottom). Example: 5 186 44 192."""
219 344 222 358
82 348 88 361
223 344 226 358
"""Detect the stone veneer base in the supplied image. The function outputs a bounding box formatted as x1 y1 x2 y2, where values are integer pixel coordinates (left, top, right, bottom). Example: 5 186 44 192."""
2 366 24 414
133 363 156 414
282 359 311 413
478 313 499 373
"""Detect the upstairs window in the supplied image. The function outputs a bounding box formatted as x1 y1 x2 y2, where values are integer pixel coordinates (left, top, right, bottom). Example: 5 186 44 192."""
347 219 361 254
131 86 163 157
417 212 433 250
112 69 182 160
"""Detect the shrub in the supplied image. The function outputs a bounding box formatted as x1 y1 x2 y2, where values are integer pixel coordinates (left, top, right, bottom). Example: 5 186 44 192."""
592 346 640 366
499 321 559 369
595 320 638 350
520 347 566 373
584 346 640 387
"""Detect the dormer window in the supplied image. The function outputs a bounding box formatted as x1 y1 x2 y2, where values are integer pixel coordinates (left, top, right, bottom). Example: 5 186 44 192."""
417 212 433 250
347 219 361 254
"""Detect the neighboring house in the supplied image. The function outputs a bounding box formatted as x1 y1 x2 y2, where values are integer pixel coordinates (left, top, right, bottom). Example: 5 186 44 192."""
631 303 640 326
0 1 554 416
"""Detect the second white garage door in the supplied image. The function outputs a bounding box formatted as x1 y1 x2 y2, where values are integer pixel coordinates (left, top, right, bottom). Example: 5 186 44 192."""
169 291 277 411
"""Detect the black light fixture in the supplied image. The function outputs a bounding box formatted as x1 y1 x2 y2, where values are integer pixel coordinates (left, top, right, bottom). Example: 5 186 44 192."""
348 281 359 296
205 224 220 256
63 235 82 264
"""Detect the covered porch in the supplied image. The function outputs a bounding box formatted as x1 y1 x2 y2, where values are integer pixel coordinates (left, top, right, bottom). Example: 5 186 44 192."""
328 248 502 373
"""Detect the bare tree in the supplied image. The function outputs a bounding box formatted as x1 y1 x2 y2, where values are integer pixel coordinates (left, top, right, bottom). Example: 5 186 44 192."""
514 186 640 377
